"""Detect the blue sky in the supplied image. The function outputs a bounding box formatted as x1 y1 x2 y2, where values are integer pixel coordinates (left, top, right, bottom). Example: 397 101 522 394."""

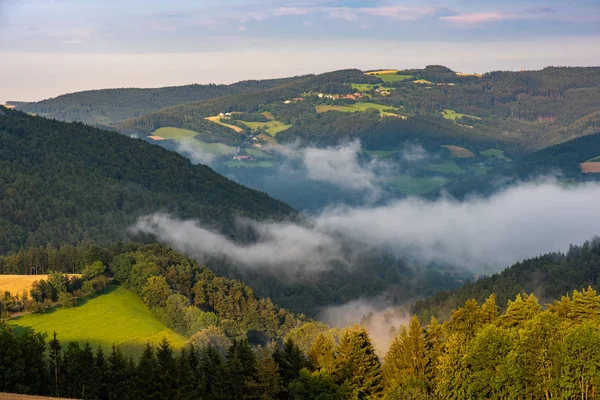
1 0 599 102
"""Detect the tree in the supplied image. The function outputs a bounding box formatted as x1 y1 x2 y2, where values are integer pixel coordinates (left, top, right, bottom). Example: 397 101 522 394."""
308 332 335 371
384 316 427 392
48 331 62 397
135 342 160 399
82 261 107 281
188 326 232 357
289 368 351 400
273 338 311 390
248 347 284 400
142 276 170 310
332 325 383 399
58 292 76 308
156 337 177 399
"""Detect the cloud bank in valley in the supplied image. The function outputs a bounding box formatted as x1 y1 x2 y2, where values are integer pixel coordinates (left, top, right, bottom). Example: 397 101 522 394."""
132 180 600 274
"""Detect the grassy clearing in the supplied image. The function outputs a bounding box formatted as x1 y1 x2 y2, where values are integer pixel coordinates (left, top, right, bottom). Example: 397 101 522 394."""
10 285 187 357
366 69 399 75
152 127 199 140
441 109 482 122
427 161 464 175
0 274 80 296
244 148 270 158
586 156 600 162
480 149 509 160
239 120 291 136
379 74 413 83
471 166 492 175
442 145 475 158
258 133 277 145
152 127 236 156
365 150 395 158
389 175 448 195
413 79 434 84
316 102 400 116
205 116 245 133
224 160 274 168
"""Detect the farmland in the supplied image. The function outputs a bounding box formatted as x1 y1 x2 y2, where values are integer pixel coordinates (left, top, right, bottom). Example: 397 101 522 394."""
0 274 80 296
10 285 187 357
239 120 291 136
580 162 600 173
413 79 434 84
365 70 413 83
441 109 482 122
480 149 509 160
443 145 476 158
205 116 245 133
151 126 199 140
224 160 274 168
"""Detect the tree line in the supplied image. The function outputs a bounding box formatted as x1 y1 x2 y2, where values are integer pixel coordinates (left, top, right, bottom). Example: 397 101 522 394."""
2 285 600 399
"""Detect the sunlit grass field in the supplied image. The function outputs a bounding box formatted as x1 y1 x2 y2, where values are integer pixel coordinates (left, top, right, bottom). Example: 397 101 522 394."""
10 285 187 357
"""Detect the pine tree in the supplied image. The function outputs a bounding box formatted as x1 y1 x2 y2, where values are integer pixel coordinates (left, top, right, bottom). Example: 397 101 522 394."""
332 325 383 399
136 342 160 400
156 337 176 399
308 332 335 372
92 346 109 400
383 316 427 391
247 347 284 400
47 331 62 397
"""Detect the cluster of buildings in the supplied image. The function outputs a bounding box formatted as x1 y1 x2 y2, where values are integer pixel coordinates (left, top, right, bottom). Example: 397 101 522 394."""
232 155 255 161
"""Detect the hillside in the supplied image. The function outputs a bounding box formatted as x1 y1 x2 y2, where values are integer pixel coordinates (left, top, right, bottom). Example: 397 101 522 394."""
10 285 187 356
0 107 294 253
10 76 300 127
414 237 600 321
438 130 600 199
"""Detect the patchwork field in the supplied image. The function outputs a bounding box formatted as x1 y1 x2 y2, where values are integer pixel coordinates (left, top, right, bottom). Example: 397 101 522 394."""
239 120 291 136
427 161 465 175
0 274 80 296
10 285 187 357
443 145 476 158
580 162 600 173
441 109 482 122
390 175 448 196
205 116 245 133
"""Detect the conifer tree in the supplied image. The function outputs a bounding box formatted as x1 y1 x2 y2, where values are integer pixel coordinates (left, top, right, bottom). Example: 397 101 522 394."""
136 342 160 400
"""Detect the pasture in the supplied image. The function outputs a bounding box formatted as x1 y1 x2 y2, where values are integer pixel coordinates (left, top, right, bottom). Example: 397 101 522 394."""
224 160 274 168
441 109 481 122
239 120 291 136
481 149 509 160
443 145 475 158
470 166 492 175
580 162 600 173
389 175 448 196
0 274 80 296
10 285 187 357
378 74 413 83
426 161 465 175
151 127 236 156
205 116 245 133
316 102 400 117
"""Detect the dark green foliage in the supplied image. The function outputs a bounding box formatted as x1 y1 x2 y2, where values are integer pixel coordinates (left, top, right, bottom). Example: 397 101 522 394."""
14 77 301 126
0 108 294 253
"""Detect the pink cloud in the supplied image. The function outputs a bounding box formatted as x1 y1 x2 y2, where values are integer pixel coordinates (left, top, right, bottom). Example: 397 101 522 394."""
274 7 311 16
361 6 437 21
240 11 268 23
441 12 522 25
325 8 358 21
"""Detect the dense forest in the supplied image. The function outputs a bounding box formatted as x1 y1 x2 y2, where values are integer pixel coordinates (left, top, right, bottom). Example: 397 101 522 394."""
10 76 301 127
2 284 600 399
0 107 294 253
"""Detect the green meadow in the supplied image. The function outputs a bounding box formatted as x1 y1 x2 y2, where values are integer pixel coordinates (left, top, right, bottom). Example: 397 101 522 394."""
378 74 413 83
426 161 465 175
586 156 600 162
480 148 510 160
152 127 236 156
10 285 187 357
239 120 291 136
316 102 399 116
390 175 448 195
441 109 482 122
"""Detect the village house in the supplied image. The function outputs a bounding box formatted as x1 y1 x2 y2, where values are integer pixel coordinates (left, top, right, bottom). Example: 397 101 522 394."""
233 155 254 161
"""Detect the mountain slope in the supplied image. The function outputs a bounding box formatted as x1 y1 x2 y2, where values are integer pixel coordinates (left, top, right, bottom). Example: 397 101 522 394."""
0 107 294 253
414 238 600 321
10 76 301 126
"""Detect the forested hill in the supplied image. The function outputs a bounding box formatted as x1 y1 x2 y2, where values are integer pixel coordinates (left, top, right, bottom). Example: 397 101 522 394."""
414 237 600 321
10 76 301 126
0 107 294 253
438 130 600 199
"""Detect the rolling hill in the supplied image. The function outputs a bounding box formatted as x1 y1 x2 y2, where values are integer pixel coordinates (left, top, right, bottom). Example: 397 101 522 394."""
9 76 301 127
0 107 294 253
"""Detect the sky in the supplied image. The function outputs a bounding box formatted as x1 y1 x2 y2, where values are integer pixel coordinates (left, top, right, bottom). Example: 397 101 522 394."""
1 0 599 103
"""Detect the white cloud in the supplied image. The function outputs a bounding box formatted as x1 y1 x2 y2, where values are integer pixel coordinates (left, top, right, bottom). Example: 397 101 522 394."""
133 180 600 276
